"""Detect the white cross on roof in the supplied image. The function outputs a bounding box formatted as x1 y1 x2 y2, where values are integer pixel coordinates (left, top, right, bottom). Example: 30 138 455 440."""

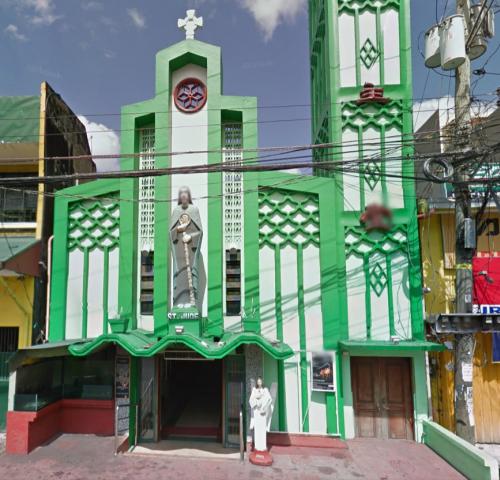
178 9 203 40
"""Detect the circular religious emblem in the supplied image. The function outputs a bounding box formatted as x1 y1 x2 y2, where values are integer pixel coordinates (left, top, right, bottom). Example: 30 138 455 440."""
174 78 207 113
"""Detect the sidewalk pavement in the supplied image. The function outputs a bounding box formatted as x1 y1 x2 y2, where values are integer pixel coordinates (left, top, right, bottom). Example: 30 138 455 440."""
0 434 465 480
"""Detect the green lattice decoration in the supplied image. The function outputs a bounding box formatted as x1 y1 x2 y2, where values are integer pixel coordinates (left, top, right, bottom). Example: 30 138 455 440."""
338 0 400 13
369 263 387 296
259 189 320 249
68 197 120 251
360 38 379 69
342 100 403 131
364 161 381 190
345 225 408 258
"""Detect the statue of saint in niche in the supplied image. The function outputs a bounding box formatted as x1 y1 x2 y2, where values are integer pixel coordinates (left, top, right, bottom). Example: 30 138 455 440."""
170 186 203 309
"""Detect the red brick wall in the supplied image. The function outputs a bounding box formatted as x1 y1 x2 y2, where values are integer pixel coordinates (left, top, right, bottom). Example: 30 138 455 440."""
6 399 114 455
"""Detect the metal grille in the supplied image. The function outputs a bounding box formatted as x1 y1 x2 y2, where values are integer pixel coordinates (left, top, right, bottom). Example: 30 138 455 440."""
138 128 156 252
223 123 243 249
0 327 18 380
0 327 19 352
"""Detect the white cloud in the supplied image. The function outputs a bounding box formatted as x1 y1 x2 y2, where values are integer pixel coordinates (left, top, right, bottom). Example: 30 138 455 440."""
239 0 306 41
22 0 52 12
18 0 62 26
30 12 62 25
78 116 120 172
81 1 103 11
127 8 146 29
4 24 27 41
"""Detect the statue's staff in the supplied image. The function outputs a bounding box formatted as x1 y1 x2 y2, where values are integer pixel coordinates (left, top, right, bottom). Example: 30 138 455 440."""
179 214 196 306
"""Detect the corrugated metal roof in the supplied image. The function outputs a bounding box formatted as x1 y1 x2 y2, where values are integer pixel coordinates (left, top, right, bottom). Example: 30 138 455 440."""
0 236 37 263
0 96 39 144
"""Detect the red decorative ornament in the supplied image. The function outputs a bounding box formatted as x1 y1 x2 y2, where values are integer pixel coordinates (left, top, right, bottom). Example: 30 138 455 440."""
174 78 207 113
360 203 393 232
356 82 391 105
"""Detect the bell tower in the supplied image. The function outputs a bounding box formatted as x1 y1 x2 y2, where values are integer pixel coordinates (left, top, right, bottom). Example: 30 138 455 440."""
308 0 413 212
309 0 429 440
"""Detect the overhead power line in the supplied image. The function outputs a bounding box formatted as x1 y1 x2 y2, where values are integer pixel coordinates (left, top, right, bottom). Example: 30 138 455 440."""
0 98 498 141
4 114 500 165
0 91 496 123
0 139 498 187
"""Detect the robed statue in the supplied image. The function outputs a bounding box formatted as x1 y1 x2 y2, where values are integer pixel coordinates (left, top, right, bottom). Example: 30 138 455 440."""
249 377 273 453
170 186 203 309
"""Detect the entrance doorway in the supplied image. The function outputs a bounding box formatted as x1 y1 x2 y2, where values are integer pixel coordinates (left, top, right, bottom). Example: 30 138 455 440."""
351 356 414 440
160 360 222 441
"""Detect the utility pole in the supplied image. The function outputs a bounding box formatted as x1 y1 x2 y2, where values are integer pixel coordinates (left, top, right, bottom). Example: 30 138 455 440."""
453 0 475 444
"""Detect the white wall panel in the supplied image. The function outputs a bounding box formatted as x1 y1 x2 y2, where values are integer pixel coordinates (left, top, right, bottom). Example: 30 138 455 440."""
259 246 277 340
346 255 367 339
391 252 412 339
382 9 401 85
66 249 84 339
307 352 327 434
281 246 299 351
343 127 360 211
359 10 380 85
284 356 302 433
369 252 390 340
108 247 120 331
363 127 383 207
339 13 356 87
303 245 323 351
87 248 104 338
385 126 404 209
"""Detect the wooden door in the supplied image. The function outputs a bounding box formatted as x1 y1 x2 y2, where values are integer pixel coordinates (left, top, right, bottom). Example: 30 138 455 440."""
473 333 500 443
351 357 414 440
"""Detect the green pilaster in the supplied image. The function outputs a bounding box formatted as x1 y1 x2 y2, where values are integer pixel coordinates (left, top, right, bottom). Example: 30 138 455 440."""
81 250 89 338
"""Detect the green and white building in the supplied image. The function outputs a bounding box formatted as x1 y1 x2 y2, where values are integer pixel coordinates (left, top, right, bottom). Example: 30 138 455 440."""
6 3 442 454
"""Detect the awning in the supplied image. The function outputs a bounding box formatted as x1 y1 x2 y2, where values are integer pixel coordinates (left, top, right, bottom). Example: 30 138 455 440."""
0 236 41 276
69 329 294 360
8 339 83 371
339 339 445 354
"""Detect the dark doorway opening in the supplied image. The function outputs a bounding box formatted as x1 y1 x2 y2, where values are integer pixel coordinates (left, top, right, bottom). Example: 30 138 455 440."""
161 360 222 441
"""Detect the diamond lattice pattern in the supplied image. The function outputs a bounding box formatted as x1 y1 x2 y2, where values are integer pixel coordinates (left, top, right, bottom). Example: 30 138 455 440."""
360 38 380 69
259 189 320 249
369 262 387 296
68 198 119 251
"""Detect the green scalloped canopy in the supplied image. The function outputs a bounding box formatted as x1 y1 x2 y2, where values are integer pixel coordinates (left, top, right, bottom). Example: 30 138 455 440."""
68 330 294 360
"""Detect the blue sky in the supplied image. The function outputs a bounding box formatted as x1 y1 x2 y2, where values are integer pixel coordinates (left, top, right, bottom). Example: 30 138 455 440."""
1 0 499 164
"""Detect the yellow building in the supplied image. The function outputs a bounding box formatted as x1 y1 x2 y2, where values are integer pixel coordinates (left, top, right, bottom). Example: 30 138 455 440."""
0 83 95 430
417 106 500 443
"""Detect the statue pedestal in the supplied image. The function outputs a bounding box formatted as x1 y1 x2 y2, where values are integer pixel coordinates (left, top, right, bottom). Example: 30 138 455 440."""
249 449 273 467
168 307 201 336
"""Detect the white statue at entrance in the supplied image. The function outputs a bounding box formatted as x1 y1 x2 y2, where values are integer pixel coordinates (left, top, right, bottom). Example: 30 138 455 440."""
249 377 273 454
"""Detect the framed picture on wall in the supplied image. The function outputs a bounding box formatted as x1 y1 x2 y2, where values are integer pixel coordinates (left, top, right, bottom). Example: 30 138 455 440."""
311 352 335 392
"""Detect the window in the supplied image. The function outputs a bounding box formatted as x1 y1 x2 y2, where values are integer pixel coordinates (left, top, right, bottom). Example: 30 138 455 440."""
63 350 114 401
222 123 243 249
138 127 155 318
226 249 241 316
14 350 115 411
140 251 154 315
0 175 37 223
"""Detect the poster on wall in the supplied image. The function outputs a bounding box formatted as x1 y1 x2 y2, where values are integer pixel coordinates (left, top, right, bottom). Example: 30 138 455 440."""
115 356 130 400
115 355 130 436
311 352 335 392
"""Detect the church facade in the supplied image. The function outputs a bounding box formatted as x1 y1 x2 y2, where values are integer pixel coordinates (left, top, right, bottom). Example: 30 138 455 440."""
6 2 442 454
